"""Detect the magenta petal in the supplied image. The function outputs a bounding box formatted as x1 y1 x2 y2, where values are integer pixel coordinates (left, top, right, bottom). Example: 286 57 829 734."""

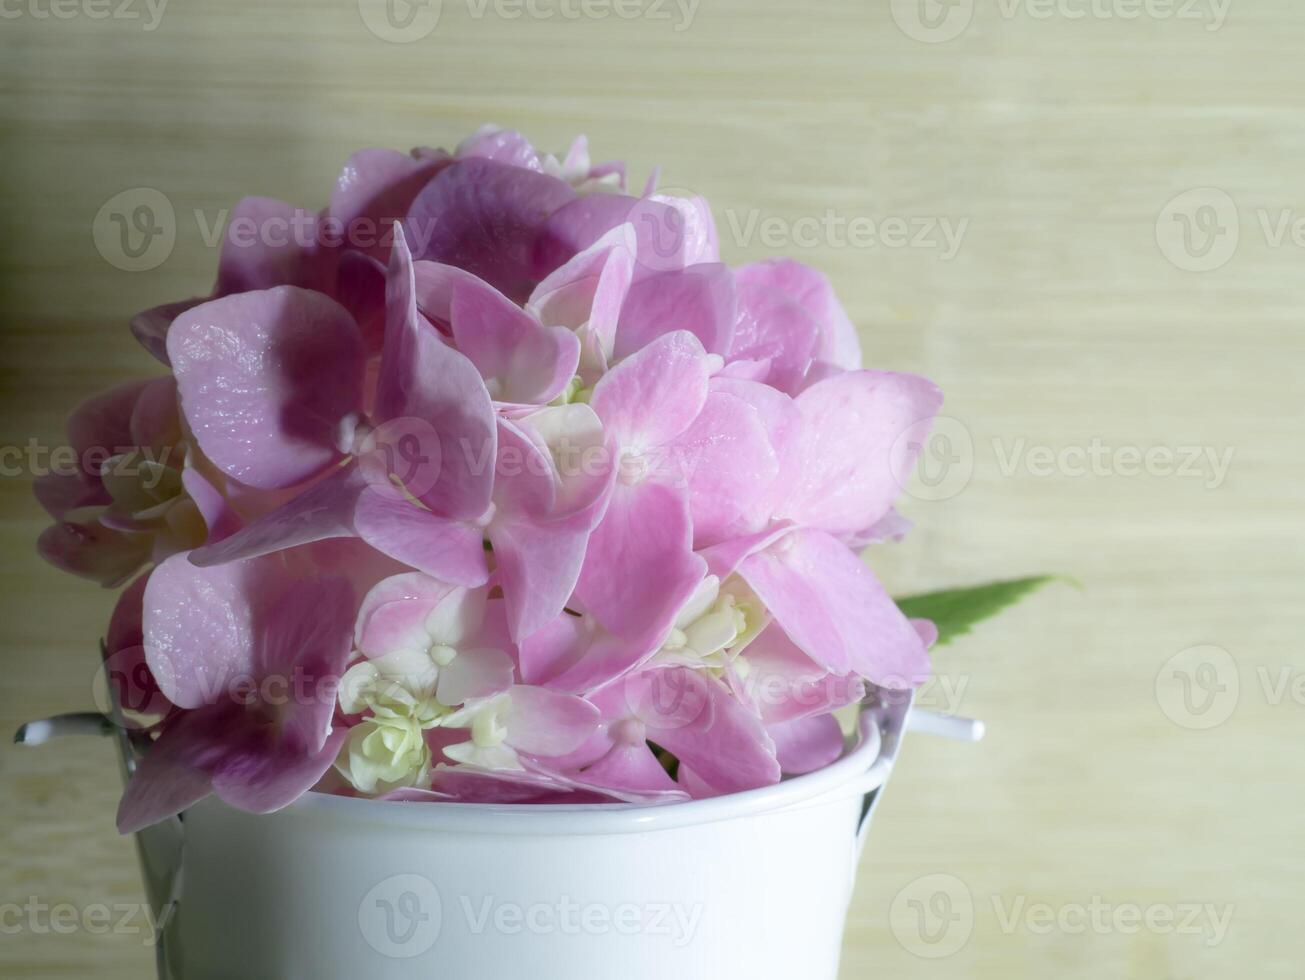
353 491 488 587
168 287 365 489
740 528 930 687
405 158 575 303
504 685 601 757
214 197 335 296
130 298 203 366
116 712 216 834
769 713 845 776
735 259 861 372
780 369 943 536
189 467 364 567
588 330 710 448
335 250 388 353
614 264 736 359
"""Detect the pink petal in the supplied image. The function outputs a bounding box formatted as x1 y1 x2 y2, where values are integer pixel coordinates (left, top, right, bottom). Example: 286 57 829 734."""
66 379 150 481
735 259 861 372
37 517 151 587
143 553 260 708
130 298 202 366
168 287 365 489
330 148 447 262
575 479 705 653
490 517 592 642
736 623 865 725
181 466 241 544
504 685 601 757
779 370 943 536
34 472 108 520
211 727 347 815
769 713 845 776
214 197 336 296
571 741 683 799
670 389 777 545
528 223 637 345
739 528 930 687
189 466 365 567
334 250 387 353
588 330 710 449
455 126 543 170
729 274 820 392
614 264 736 359
448 273 579 404
355 572 457 657
405 158 575 303
116 711 217 833
128 376 182 453
353 491 488 587
635 668 780 795
375 230 497 520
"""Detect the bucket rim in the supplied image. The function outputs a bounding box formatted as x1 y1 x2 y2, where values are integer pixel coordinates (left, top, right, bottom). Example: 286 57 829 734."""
243 700 899 837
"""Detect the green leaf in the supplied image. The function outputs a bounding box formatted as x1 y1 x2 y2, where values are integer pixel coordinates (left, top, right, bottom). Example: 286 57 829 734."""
895 576 1058 647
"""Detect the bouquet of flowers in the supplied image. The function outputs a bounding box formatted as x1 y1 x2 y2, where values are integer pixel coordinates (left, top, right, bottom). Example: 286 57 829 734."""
35 128 1039 834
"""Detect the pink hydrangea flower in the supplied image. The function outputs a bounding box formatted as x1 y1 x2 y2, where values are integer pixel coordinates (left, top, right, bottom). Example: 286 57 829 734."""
38 129 946 826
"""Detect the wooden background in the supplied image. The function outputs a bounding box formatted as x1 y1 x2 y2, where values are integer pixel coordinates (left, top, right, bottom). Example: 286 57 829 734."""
2 1 1302 976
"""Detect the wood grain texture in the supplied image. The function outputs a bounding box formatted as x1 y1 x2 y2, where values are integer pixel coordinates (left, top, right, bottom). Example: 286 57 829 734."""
1 1 1301 976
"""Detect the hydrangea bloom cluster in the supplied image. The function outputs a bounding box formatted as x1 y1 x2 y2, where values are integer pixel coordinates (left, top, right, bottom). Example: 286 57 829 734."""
35 128 942 832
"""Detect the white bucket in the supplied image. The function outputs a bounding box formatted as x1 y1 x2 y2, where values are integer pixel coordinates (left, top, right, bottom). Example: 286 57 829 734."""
19 692 983 979
132 695 913 980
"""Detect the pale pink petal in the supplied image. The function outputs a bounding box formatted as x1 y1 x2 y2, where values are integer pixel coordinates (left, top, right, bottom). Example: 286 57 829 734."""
707 376 803 536
739 528 930 687
769 713 845 775
588 330 710 449
353 491 488 587
780 370 943 535
436 647 515 706
168 287 365 489
614 264 735 359
455 126 543 170
504 685 601 757
405 158 575 303
571 741 682 798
